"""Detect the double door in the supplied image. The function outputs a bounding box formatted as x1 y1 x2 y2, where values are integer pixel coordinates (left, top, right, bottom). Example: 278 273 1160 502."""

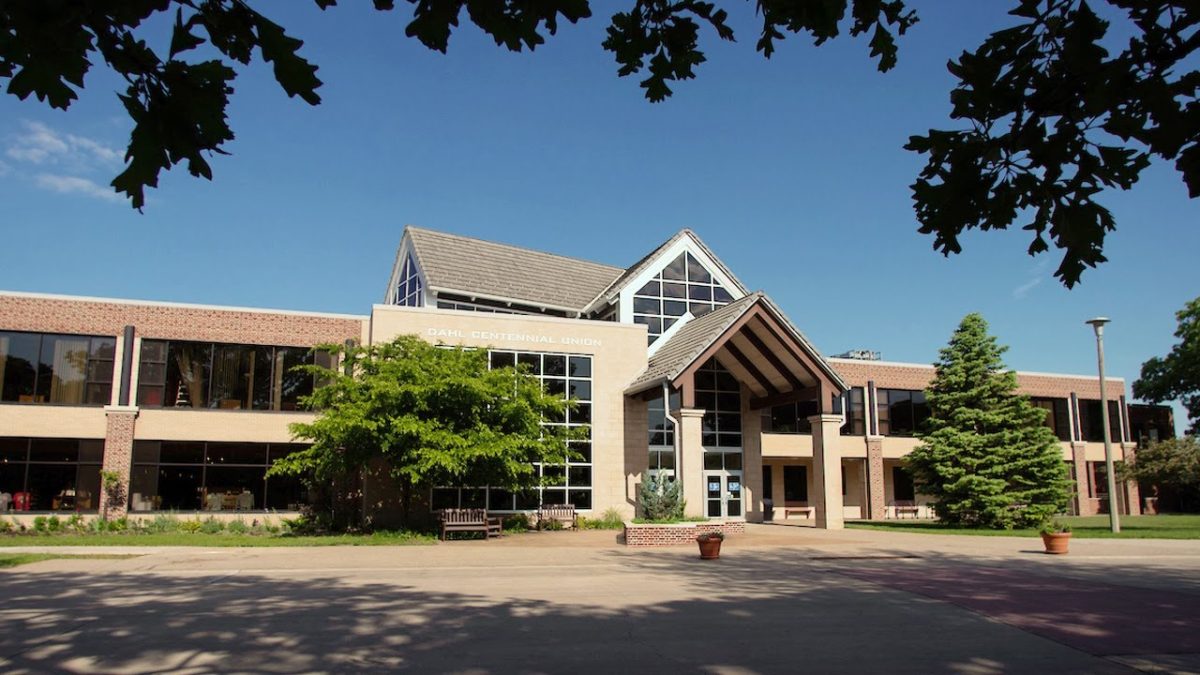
704 470 742 518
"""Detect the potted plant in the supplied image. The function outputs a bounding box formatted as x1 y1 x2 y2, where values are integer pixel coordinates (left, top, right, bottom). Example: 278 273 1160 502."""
1039 519 1072 555
696 531 724 560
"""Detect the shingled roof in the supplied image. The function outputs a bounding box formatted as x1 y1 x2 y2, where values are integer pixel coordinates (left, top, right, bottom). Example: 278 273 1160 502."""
406 227 624 312
627 291 846 394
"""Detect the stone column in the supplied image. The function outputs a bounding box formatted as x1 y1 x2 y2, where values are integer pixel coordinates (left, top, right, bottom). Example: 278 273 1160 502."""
677 407 707 519
1070 442 1096 516
866 437 886 520
1122 443 1142 516
102 406 139 519
810 414 844 530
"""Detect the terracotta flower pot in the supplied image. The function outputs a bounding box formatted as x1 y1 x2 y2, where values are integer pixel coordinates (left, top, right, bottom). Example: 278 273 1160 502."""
1041 531 1072 555
697 536 722 560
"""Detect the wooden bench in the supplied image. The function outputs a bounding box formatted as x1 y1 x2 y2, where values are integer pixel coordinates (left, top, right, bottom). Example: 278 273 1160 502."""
537 504 578 531
892 501 921 519
782 506 815 519
437 508 502 540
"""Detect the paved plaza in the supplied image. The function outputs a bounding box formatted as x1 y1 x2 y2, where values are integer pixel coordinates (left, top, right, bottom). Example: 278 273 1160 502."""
1 525 1198 674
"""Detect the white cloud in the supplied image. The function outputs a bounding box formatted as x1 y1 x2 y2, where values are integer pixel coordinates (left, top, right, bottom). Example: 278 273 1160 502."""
0 159 10 177
34 173 122 203
6 120 121 167
1012 276 1043 299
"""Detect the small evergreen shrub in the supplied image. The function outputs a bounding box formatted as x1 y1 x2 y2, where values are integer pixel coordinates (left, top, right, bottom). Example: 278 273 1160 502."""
199 518 224 534
33 516 48 533
638 475 685 521
226 519 249 535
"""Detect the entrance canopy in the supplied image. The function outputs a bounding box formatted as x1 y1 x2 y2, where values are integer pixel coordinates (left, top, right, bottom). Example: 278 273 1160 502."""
626 292 847 411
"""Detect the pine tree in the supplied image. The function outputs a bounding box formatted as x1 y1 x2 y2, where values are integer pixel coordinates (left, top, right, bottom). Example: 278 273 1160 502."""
906 313 1071 529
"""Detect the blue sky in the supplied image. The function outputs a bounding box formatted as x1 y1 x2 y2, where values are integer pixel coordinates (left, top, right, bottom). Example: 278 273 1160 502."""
0 2 1195 429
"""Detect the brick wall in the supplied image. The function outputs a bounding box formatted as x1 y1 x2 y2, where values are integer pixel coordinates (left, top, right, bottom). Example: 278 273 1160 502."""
0 293 364 347
623 520 745 547
102 408 137 518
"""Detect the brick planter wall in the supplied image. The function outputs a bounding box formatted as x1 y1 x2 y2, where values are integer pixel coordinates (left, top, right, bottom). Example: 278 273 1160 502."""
623 520 745 547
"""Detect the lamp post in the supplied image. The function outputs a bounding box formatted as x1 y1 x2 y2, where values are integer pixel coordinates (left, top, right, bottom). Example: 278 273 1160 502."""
1086 317 1121 533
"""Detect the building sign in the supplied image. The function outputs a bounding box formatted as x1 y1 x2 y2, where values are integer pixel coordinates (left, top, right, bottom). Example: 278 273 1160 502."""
426 327 602 348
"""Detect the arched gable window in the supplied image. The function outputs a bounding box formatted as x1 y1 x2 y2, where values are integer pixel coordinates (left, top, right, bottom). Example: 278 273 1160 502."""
394 253 423 307
631 252 734 343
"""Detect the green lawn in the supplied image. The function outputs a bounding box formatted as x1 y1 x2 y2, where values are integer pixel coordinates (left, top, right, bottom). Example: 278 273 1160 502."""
0 553 141 568
847 514 1200 539
0 531 437 547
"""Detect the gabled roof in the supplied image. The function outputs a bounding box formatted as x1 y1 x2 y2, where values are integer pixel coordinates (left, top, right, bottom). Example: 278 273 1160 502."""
585 229 751 312
627 291 847 396
405 226 624 313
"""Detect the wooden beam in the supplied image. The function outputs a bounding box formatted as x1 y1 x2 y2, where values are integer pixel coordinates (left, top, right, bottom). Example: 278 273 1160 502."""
673 304 762 391
749 386 820 411
723 341 780 398
743 322 808 392
753 309 842 397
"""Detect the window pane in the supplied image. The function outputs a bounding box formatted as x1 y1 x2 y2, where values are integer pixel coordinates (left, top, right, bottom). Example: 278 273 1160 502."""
688 284 712 301
1 332 40 402
543 354 566 377
29 438 78 462
568 489 592 510
686 253 713 283
490 351 516 369
662 254 687 280
206 442 268 465
633 297 660 314
204 466 265 510
568 356 591 378
210 344 252 409
160 441 205 464
517 353 541 375
40 335 90 404
156 465 203 510
166 342 212 409
0 437 28 461
277 347 314 411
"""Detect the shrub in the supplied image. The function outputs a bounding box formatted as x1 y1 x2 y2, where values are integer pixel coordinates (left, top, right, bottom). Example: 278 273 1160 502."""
199 518 225 534
46 515 63 532
143 514 181 533
638 475 685 521
582 507 625 530
65 513 86 533
0 518 13 534
33 516 48 533
179 519 204 533
1040 519 1071 535
502 514 531 532
541 518 565 531
227 519 249 535
106 517 129 532
696 531 725 541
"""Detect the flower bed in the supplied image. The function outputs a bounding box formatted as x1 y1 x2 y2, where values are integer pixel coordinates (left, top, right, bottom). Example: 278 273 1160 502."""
623 520 744 547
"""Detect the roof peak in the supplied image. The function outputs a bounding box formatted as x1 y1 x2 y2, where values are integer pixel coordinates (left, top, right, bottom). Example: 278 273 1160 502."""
403 225 624 272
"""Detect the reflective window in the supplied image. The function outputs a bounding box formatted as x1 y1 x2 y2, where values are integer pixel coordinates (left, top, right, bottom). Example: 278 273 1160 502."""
437 350 593 511
1031 397 1072 441
394 253 424 307
762 398 820 434
129 440 308 511
877 389 930 436
696 359 742 450
647 387 680 476
0 437 103 511
137 340 331 411
0 332 115 406
632 252 735 344
833 387 866 436
1078 399 1123 442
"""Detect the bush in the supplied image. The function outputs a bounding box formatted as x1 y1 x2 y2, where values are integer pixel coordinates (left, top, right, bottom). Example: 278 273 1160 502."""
0 518 13 534
33 516 48 533
582 507 625 530
502 514 531 532
638 475 685 521
179 519 204 533
541 518 565 531
143 514 181 533
226 519 249 535
199 518 225 534
65 513 86 533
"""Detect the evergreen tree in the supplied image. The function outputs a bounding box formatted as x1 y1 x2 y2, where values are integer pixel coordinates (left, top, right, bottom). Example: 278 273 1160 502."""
906 313 1071 528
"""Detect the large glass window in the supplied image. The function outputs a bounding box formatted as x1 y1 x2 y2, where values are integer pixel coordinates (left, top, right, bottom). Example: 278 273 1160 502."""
833 387 866 436
1031 397 1072 441
394 253 424 307
129 440 307 511
762 398 820 434
647 388 679 476
0 437 103 511
137 340 329 411
632 252 735 344
433 350 593 511
0 332 115 406
877 389 930 436
1078 399 1123 442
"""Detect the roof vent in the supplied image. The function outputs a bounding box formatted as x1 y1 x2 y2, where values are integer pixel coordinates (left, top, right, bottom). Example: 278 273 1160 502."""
834 349 881 361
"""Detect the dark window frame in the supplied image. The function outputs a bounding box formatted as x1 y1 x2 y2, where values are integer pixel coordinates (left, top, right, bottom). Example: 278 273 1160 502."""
0 331 116 407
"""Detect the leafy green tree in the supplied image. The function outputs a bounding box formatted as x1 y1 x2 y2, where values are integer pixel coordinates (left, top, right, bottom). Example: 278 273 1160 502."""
905 313 1072 528
1135 296 1200 434
270 335 580 526
2 1 1194 284
1121 437 1200 511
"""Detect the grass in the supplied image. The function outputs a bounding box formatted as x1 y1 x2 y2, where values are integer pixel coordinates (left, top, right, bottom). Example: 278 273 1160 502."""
847 514 1200 539
0 553 141 568
0 531 437 547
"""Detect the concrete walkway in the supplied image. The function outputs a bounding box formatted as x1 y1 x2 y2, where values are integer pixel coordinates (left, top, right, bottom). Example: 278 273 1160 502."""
1 525 1198 674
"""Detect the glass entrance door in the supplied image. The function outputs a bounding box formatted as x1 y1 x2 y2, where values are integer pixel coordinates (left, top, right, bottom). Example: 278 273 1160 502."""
704 471 743 519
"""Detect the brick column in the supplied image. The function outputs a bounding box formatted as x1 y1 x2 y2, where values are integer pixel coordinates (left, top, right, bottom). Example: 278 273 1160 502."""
1122 443 1142 516
810 414 844 530
741 388 763 522
1070 442 1096 516
102 406 139 518
677 408 706 519
866 437 886 520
